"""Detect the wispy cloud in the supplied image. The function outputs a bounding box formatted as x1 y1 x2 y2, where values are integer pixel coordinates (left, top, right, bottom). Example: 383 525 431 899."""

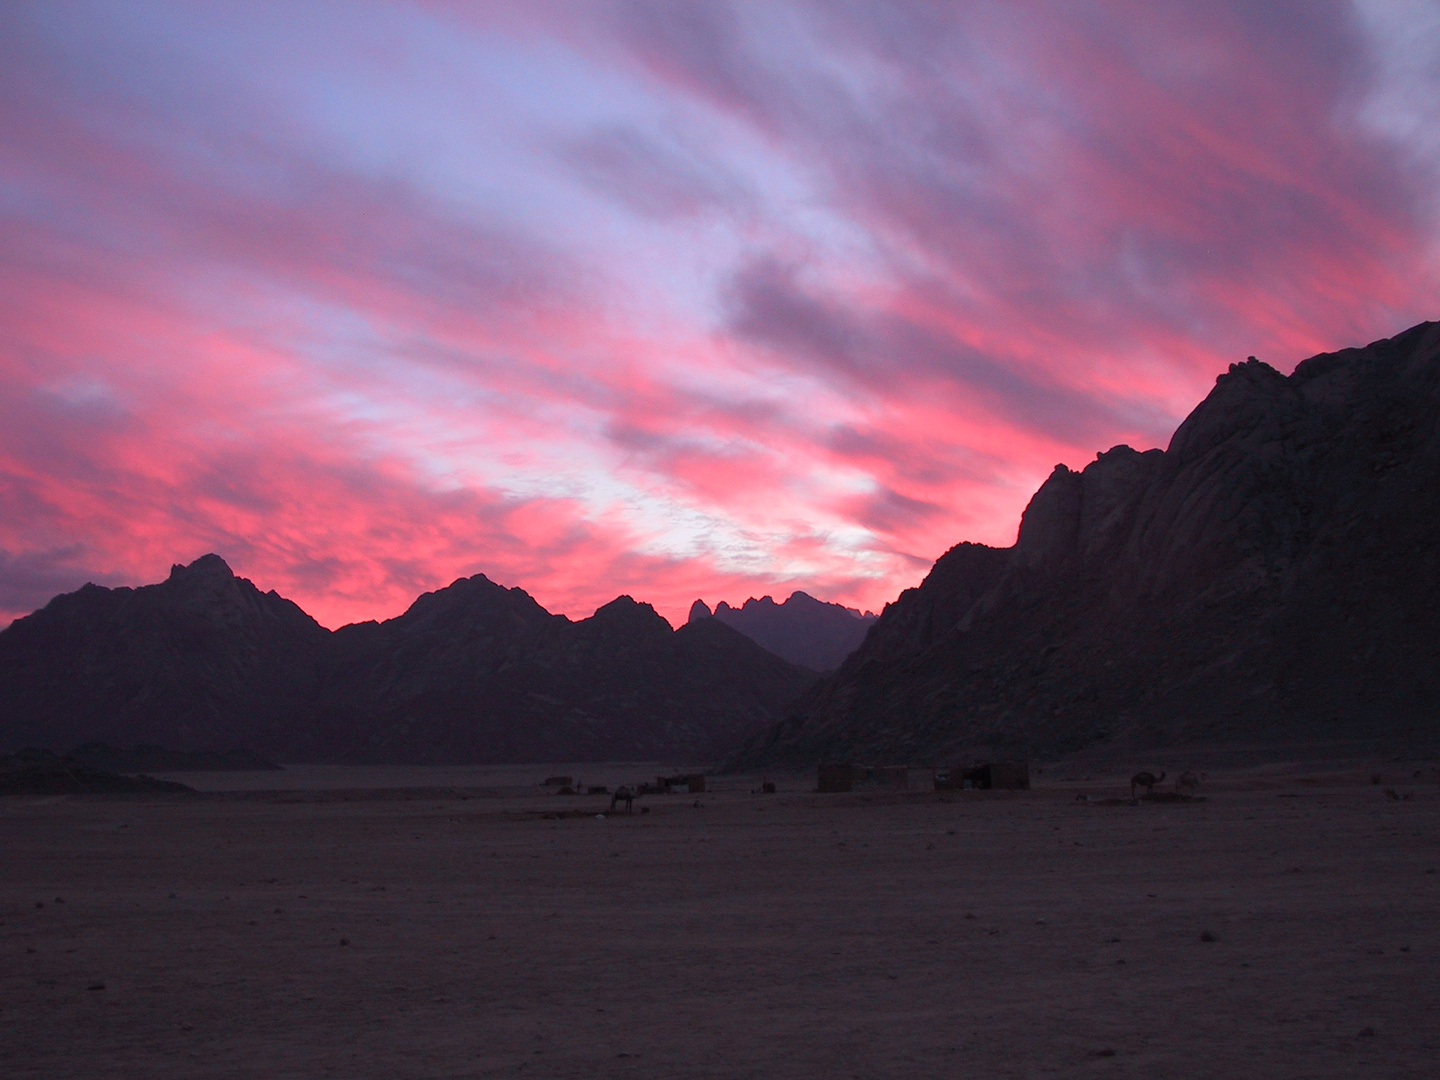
1 1 1436 627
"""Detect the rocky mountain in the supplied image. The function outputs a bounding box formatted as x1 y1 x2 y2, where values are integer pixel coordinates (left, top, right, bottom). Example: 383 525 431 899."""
0 554 331 758
319 577 817 762
0 560 817 764
688 592 877 671
731 320 1440 768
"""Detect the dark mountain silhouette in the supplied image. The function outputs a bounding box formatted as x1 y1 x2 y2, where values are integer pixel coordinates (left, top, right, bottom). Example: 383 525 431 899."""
318 578 817 762
0 558 816 764
688 592 877 671
732 320 1440 768
0 748 195 795
0 554 331 758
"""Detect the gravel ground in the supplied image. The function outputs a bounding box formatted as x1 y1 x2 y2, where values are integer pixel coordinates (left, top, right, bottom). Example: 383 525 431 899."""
2 760 1437 1079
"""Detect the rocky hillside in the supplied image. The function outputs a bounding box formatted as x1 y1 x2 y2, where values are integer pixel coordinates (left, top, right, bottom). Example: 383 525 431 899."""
688 592 876 671
731 320 1440 767
0 560 817 764
0 554 331 757
319 578 817 763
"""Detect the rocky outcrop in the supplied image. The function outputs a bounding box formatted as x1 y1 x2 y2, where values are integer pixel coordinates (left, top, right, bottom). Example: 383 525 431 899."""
731 321 1440 767
0 749 195 795
690 591 877 671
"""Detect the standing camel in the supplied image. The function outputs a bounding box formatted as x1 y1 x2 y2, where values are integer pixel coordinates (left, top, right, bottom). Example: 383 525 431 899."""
609 786 635 813
1130 770 1166 798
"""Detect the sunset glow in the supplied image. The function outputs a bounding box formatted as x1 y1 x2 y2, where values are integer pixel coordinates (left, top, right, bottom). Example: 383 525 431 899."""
3 1 1438 628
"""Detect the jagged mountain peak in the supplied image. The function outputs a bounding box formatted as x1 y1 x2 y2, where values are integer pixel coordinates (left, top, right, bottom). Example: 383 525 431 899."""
705 589 877 672
733 319 1440 768
0 562 815 762
356 574 564 652
167 552 235 580
587 595 673 632
399 572 538 617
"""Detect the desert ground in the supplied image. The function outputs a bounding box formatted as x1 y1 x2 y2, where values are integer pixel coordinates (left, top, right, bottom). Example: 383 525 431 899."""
2 754 1437 1079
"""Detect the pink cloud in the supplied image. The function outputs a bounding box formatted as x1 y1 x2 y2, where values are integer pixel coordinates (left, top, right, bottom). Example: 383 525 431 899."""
2 2 1437 630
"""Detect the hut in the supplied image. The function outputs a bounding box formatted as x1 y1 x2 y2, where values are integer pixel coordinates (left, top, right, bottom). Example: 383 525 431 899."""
860 766 909 789
817 763 854 793
659 773 707 793
933 761 1030 790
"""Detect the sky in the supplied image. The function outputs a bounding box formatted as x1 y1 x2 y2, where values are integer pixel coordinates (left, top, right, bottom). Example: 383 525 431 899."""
2 0 1439 630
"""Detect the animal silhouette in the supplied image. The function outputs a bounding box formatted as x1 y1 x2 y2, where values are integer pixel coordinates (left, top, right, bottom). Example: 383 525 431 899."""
609 786 634 813
1131 770 1166 797
1176 771 1199 795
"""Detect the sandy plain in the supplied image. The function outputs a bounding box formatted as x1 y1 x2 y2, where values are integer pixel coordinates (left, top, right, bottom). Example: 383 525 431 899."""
2 757 1438 1079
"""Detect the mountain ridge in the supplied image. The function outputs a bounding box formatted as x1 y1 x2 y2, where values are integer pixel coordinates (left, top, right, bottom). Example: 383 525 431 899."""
730 320 1440 768
0 559 818 763
8 320 1439 768
689 591 877 671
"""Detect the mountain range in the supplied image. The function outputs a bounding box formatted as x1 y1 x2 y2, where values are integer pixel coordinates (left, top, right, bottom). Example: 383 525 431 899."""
688 593 876 672
5 321 1438 768
732 320 1440 768
0 559 817 763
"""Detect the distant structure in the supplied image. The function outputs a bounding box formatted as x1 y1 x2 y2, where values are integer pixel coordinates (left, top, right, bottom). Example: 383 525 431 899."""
658 773 706 793
816 763 913 793
934 762 1030 791
860 765 909 789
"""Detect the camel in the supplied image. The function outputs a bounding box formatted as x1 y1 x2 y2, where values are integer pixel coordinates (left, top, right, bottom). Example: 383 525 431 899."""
1130 770 1166 798
1175 770 1199 795
609 786 635 813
